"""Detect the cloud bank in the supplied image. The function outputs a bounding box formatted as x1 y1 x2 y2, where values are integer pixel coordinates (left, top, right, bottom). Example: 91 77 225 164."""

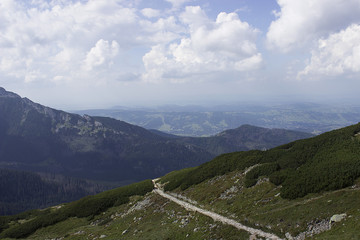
267 0 360 51
142 6 262 82
1 0 360 108
299 24 360 78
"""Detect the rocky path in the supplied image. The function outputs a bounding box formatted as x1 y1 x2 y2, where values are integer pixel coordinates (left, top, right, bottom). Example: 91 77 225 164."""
152 179 283 240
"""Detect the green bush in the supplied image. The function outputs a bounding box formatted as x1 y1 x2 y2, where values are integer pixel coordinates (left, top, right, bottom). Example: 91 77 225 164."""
269 168 295 186
244 163 280 187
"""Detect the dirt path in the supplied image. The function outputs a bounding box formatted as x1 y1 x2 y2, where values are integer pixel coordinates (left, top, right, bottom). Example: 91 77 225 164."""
152 179 283 240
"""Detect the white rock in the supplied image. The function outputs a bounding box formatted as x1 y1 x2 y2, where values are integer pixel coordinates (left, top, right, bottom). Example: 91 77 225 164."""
330 213 347 223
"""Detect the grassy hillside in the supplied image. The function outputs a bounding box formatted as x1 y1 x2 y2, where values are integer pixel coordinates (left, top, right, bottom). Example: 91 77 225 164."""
162 169 360 239
0 180 153 239
1 123 360 239
163 123 360 199
1 169 359 239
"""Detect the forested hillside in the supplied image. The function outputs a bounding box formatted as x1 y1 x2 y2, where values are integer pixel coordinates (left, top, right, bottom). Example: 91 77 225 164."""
0 169 106 215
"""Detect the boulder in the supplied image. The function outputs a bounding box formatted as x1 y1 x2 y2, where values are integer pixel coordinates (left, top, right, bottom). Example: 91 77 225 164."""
330 213 347 223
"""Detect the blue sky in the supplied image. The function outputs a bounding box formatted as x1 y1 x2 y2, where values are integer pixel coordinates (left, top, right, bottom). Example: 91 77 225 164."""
0 0 360 109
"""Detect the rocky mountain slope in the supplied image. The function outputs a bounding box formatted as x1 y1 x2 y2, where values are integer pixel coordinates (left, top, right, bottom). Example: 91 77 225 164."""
0 87 311 215
0 87 211 183
0 87 311 184
1 123 360 239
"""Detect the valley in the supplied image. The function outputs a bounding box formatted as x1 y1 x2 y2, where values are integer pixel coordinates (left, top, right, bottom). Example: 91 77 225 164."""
0 87 311 215
1 123 360 239
1 0 360 239
76 103 360 136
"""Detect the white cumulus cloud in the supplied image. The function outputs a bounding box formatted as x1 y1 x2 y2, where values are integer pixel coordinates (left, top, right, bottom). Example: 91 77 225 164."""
0 0 143 85
142 6 262 82
267 0 360 51
298 24 360 78
84 39 119 70
141 8 161 18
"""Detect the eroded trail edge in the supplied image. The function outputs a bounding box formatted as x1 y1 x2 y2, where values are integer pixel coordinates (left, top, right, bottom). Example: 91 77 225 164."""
152 179 283 240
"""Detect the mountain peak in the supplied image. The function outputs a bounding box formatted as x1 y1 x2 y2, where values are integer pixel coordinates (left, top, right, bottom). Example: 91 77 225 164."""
0 87 20 98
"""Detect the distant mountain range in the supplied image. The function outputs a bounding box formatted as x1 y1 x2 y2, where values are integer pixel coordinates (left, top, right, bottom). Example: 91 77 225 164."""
0 87 312 214
0 87 312 184
76 103 360 136
0 87 211 183
161 124 312 156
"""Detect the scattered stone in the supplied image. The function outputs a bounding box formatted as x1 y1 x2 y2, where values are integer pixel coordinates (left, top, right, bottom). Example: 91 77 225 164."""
179 218 189 228
122 197 152 218
285 232 293 240
249 234 258 240
255 177 269 186
287 219 331 240
73 230 85 235
330 213 347 223
219 186 240 199
99 235 107 238
90 219 103 226
122 229 128 235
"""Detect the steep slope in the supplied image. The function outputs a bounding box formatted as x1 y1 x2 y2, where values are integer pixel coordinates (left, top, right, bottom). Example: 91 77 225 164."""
1 123 360 239
0 87 212 183
0 87 312 184
0 87 311 215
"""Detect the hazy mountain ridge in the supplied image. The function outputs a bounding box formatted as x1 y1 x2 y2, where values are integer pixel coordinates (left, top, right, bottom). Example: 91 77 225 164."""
0 87 211 183
174 124 313 156
76 103 360 136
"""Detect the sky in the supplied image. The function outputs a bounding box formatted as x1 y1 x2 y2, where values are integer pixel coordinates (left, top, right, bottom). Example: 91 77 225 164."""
0 0 360 110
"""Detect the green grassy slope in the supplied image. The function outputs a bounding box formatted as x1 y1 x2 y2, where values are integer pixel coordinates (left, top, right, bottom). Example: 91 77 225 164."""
165 170 360 239
163 123 360 199
1 123 360 239
0 180 153 239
